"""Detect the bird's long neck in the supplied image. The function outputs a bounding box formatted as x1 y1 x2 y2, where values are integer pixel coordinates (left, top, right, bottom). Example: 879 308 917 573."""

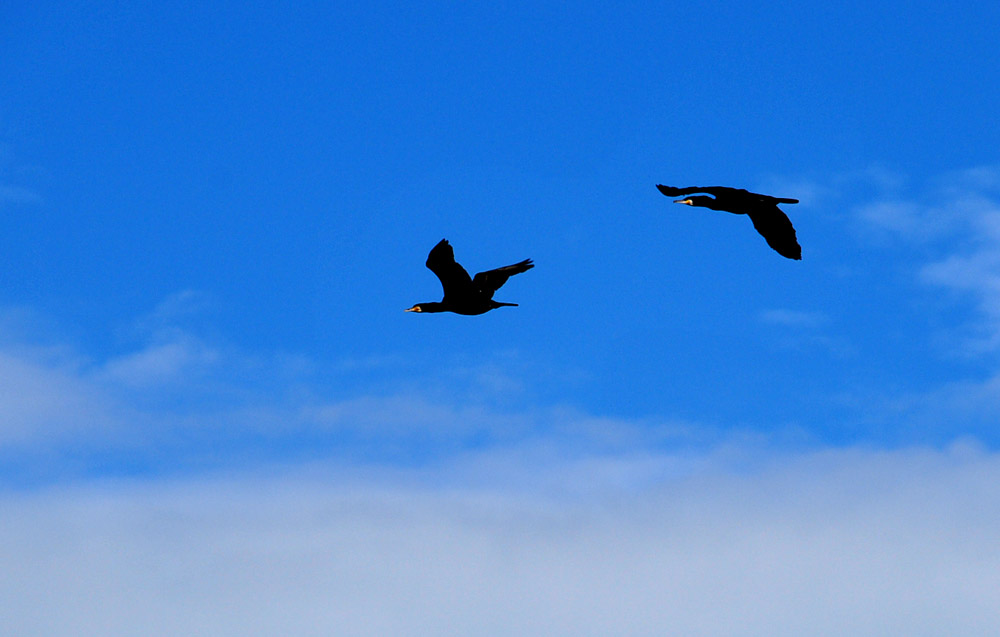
418 302 447 313
700 198 737 213
678 196 735 213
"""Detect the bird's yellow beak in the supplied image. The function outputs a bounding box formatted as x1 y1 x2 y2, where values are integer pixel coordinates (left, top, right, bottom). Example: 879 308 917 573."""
404 306 419 312
674 199 693 205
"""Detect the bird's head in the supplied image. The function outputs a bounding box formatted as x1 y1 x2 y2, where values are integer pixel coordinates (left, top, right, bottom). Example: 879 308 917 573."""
405 302 444 313
674 196 713 207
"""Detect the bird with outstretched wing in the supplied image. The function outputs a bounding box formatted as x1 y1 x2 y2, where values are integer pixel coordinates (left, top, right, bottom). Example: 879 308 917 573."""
656 185 802 260
407 239 534 315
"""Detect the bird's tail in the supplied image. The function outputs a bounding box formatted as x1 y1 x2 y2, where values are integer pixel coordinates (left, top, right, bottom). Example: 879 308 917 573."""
500 259 534 275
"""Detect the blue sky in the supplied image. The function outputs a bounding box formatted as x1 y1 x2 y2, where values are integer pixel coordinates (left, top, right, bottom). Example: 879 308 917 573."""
3 2 1000 633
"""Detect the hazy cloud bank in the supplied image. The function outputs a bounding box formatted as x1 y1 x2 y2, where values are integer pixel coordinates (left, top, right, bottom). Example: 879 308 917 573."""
2 443 998 636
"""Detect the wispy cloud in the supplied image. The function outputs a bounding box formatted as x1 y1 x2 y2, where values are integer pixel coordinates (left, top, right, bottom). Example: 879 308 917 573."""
111 291 223 385
100 336 222 388
3 277 999 486
0 295 706 484
761 165 909 215
856 199 953 240
854 166 1000 352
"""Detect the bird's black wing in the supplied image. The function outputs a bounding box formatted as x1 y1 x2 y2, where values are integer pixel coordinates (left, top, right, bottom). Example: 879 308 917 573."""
426 239 473 298
747 206 802 260
656 185 744 198
658 185 798 205
472 259 534 298
750 193 799 205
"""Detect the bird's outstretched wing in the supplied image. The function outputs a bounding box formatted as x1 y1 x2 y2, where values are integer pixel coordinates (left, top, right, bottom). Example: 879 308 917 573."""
749 193 798 205
656 184 798 205
426 239 473 297
472 259 534 298
656 185 741 198
747 207 802 260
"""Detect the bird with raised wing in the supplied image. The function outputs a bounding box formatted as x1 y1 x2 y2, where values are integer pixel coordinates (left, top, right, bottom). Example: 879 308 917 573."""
406 239 534 315
656 185 802 260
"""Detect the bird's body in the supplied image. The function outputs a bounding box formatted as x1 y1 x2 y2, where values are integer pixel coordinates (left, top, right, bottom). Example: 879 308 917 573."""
406 239 534 315
656 185 802 260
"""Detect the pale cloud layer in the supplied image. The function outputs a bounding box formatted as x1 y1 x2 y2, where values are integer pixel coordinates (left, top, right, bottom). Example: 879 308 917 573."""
0 351 120 445
2 444 998 636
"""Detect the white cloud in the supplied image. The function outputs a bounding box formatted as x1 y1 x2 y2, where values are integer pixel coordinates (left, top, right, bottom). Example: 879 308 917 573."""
0 301 228 451
99 290 223 387
1 444 998 636
0 298 233 449
100 335 221 388
920 228 1000 351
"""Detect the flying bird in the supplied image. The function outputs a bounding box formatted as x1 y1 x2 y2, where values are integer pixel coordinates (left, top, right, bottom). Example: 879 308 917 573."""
405 239 534 315
656 185 802 260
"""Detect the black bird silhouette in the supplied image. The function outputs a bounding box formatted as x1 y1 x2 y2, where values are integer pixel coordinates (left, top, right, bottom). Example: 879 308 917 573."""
656 185 802 260
405 239 534 315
